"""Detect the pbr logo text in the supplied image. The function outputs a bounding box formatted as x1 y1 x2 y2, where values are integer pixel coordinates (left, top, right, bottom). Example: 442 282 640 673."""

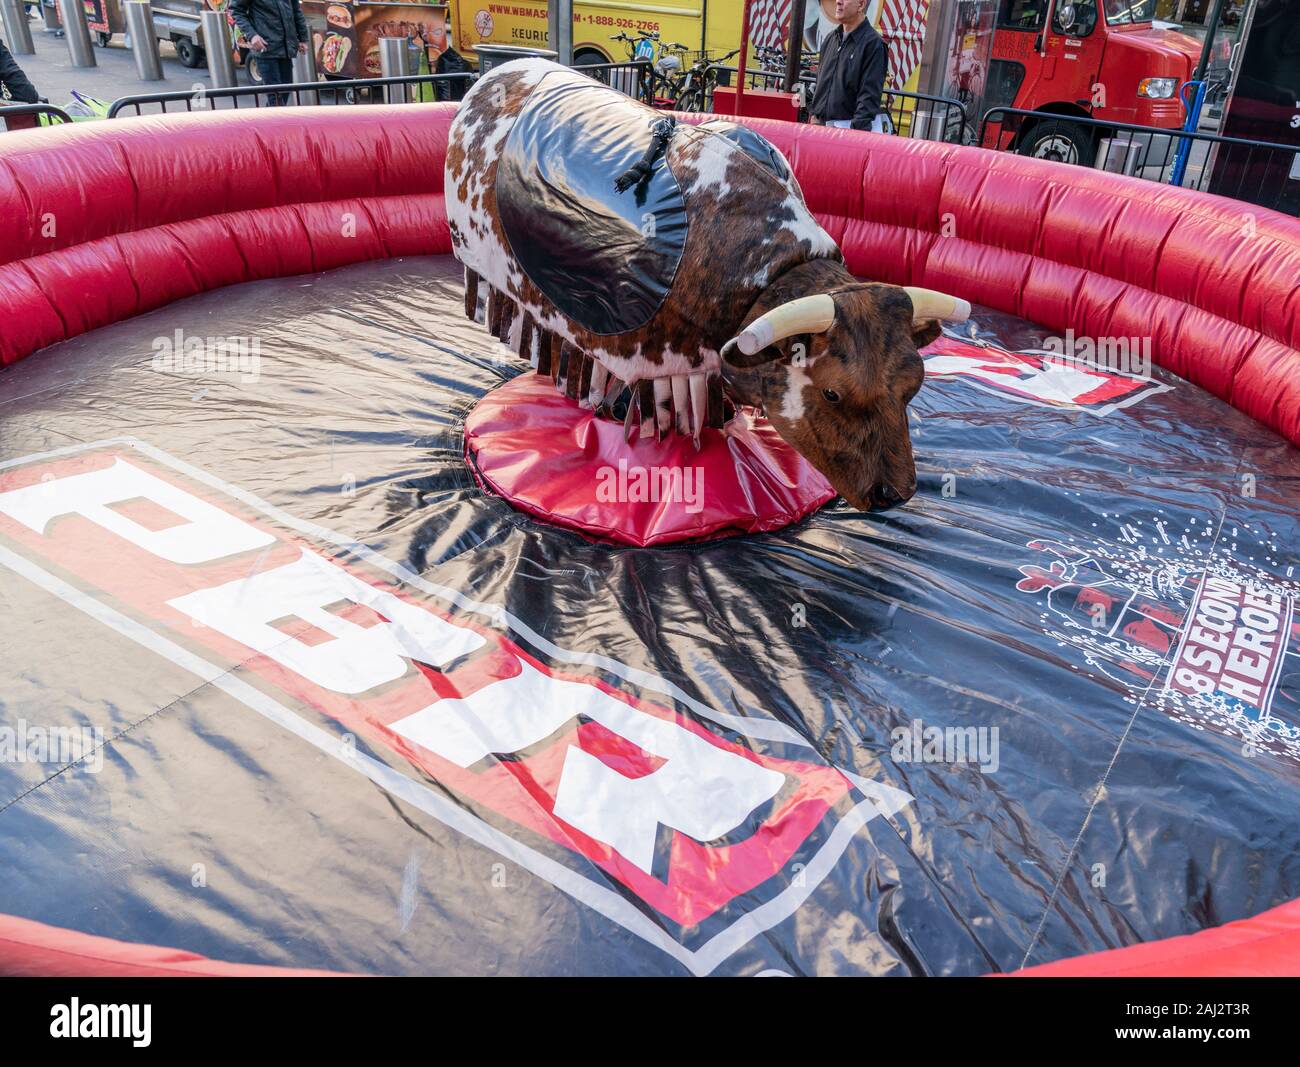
0 440 911 975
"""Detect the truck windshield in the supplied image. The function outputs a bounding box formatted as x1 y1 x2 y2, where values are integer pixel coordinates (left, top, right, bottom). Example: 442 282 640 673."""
1103 0 1157 22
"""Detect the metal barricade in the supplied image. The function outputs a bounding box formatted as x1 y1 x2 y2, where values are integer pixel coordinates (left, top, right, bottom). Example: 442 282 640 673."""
108 74 478 117
573 60 654 106
980 106 1300 214
0 103 76 130
873 88 970 143
710 67 969 144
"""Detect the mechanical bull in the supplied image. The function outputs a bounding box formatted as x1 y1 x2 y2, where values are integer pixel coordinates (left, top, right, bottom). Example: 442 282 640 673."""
446 59 971 510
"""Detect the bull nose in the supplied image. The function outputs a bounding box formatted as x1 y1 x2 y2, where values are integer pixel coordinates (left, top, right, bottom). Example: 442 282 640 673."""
873 483 916 510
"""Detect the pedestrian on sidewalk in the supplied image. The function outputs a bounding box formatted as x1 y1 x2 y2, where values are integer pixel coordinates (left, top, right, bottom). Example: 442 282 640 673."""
1 31 41 129
807 0 891 134
1 33 40 106
229 0 309 106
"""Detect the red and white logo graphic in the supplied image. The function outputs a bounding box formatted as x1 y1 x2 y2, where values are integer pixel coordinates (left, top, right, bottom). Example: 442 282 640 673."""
923 336 1172 415
0 440 910 974
1015 532 1300 764
1167 574 1294 714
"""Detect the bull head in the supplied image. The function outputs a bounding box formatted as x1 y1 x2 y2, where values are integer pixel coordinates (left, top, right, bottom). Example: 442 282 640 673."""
722 281 970 512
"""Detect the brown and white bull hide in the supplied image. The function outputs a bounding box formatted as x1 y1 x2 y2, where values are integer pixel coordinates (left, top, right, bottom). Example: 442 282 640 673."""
446 59 971 509
446 58 842 441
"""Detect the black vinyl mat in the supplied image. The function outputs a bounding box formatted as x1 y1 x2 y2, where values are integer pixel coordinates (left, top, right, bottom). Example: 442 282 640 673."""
1 255 1297 976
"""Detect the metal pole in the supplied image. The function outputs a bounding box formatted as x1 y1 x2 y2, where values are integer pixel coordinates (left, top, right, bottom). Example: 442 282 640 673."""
292 44 318 105
783 0 806 94
0 0 35 54
56 0 96 67
41 0 59 34
735 0 753 113
546 0 572 65
201 9 237 89
379 36 410 103
1193 0 1230 84
124 1 163 81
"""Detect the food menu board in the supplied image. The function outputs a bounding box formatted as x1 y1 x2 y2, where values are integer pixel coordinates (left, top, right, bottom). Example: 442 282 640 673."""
301 2 450 80
204 0 251 49
40 0 123 35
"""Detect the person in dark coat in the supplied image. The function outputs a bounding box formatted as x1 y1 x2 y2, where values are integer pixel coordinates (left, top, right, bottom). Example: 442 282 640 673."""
229 0 309 105
807 0 891 134
1 34 40 105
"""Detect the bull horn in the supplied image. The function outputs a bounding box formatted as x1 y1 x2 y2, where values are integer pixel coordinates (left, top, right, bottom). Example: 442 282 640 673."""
903 287 971 323
727 294 836 357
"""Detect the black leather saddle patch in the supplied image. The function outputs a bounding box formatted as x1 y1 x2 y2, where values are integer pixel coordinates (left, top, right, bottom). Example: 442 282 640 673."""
496 72 688 337
696 120 793 185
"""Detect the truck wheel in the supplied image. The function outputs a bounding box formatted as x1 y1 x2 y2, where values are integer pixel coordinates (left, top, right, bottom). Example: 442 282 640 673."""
573 49 608 67
1018 119 1095 167
174 38 205 69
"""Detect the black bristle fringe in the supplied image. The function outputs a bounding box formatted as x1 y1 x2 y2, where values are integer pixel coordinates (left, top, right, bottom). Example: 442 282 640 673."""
707 374 725 429
557 342 575 391
517 315 534 363
487 290 503 339
565 349 584 401
497 300 516 345
577 353 593 403
464 267 479 321
536 330 554 376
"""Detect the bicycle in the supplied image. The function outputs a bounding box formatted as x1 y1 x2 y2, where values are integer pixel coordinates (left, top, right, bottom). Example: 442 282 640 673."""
610 30 690 108
753 44 817 80
673 49 740 113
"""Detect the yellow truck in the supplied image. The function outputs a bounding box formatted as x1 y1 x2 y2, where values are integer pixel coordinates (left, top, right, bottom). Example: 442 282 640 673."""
445 3 924 97
447 1 746 67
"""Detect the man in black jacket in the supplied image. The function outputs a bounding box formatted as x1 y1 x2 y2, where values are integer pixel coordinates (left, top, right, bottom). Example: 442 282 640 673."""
1 34 40 106
807 0 890 134
229 0 309 105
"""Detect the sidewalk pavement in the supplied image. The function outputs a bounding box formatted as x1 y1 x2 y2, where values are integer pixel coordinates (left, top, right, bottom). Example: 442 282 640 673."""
3 10 231 109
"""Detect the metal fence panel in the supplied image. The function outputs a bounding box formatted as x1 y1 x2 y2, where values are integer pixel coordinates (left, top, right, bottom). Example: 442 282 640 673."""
981 106 1300 215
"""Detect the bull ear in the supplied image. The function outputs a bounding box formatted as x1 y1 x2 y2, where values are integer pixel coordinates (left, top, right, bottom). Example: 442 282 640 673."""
912 318 942 350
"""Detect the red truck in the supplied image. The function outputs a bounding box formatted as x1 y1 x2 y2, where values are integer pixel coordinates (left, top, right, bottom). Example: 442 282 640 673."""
979 0 1202 165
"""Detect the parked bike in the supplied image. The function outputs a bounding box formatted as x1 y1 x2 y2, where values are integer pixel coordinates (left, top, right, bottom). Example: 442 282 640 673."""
673 48 739 113
610 30 690 108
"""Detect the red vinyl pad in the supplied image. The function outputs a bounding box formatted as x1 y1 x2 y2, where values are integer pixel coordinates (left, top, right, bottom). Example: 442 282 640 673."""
464 373 835 546
0 912 346 977
1009 897 1300 977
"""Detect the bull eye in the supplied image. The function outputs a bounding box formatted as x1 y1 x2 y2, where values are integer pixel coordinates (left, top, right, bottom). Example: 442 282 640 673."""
822 389 841 404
